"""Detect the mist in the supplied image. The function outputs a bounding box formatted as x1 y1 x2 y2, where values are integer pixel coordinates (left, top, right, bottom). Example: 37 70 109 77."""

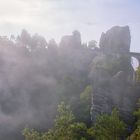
0 29 95 139
0 0 140 140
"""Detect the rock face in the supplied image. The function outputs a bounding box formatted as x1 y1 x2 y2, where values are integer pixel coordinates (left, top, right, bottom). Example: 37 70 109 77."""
59 30 81 49
91 26 137 125
99 26 131 54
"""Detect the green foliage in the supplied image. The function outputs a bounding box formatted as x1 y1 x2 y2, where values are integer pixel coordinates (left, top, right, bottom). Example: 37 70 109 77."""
23 102 128 140
70 85 92 126
133 99 140 128
53 102 75 140
86 127 96 140
80 85 92 102
23 106 129 140
70 122 93 140
50 102 94 140
91 54 131 78
127 99 140 140
94 108 126 140
22 128 48 140
23 102 93 140
136 66 140 82
127 128 140 140
55 102 75 128
74 85 92 125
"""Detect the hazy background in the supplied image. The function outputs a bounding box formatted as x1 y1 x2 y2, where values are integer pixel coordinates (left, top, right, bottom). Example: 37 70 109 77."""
0 0 140 51
0 1 139 139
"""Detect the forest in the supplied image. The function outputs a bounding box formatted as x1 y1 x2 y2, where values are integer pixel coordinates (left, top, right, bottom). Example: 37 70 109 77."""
0 26 140 140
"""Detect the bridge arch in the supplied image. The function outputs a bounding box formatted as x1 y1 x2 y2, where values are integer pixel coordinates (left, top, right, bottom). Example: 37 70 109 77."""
130 52 140 81
130 52 140 68
131 57 139 70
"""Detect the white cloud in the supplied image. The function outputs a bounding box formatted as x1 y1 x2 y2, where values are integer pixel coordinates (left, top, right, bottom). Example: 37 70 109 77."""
0 0 139 52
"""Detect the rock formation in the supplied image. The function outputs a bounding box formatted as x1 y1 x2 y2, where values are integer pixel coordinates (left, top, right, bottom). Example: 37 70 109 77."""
99 26 131 54
59 30 81 49
90 26 138 125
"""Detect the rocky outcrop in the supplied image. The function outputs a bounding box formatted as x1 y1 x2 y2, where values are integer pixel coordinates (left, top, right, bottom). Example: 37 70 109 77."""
59 30 81 49
90 26 138 125
99 26 131 54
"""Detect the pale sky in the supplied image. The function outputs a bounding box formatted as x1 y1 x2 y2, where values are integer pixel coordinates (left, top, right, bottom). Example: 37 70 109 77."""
0 0 140 52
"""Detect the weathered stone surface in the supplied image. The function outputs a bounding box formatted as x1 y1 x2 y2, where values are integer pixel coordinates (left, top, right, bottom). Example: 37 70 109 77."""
59 30 81 49
91 26 138 125
99 26 131 54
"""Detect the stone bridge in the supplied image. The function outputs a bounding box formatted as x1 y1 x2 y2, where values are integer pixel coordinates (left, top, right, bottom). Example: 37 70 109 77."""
129 52 140 81
130 52 140 66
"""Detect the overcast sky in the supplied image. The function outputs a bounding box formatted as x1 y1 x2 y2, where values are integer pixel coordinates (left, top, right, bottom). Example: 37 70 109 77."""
0 0 140 52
